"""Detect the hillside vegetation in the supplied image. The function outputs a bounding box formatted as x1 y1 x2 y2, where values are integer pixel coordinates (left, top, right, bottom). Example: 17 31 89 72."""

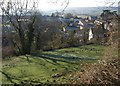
2 45 105 84
65 43 119 85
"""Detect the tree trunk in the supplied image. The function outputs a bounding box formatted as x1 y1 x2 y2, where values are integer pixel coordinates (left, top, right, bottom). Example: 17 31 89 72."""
18 24 34 55
35 33 40 50
25 25 35 54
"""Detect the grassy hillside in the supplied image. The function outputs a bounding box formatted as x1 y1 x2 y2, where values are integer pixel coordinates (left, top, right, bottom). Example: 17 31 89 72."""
2 45 105 84
65 44 119 84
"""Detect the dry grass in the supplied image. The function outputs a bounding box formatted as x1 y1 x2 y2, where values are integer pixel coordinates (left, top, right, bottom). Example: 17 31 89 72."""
68 43 119 85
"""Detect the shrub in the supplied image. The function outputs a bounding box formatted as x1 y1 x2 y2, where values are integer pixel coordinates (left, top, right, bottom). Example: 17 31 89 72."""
2 46 15 59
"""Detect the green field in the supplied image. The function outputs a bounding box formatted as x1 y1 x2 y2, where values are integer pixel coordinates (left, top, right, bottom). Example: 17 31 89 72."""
2 45 105 84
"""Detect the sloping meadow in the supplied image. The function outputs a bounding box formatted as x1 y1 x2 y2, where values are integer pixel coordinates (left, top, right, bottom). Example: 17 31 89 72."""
2 45 105 84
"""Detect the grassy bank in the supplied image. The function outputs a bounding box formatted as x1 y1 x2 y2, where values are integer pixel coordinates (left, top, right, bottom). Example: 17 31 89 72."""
65 44 119 84
2 45 105 84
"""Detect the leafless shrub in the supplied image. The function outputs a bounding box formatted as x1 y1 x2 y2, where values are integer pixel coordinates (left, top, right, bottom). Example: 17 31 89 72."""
2 46 15 59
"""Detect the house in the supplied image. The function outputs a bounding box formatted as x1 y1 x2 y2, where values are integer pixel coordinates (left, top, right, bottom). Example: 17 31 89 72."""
103 22 113 31
66 26 78 30
88 16 98 22
76 14 88 19
94 20 102 25
99 10 118 43
88 28 93 41
44 15 107 44
100 10 118 21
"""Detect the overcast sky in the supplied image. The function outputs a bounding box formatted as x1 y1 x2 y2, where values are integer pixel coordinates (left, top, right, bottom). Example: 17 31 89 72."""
0 0 119 14
38 0 119 11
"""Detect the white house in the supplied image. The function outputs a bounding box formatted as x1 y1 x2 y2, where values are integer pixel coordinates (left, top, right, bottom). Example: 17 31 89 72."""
78 21 84 30
88 28 93 40
62 27 66 32
103 22 112 31
80 26 84 30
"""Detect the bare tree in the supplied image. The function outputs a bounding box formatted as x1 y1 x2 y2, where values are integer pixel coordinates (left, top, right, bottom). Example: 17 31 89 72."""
49 0 69 14
95 0 119 7
0 0 39 55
